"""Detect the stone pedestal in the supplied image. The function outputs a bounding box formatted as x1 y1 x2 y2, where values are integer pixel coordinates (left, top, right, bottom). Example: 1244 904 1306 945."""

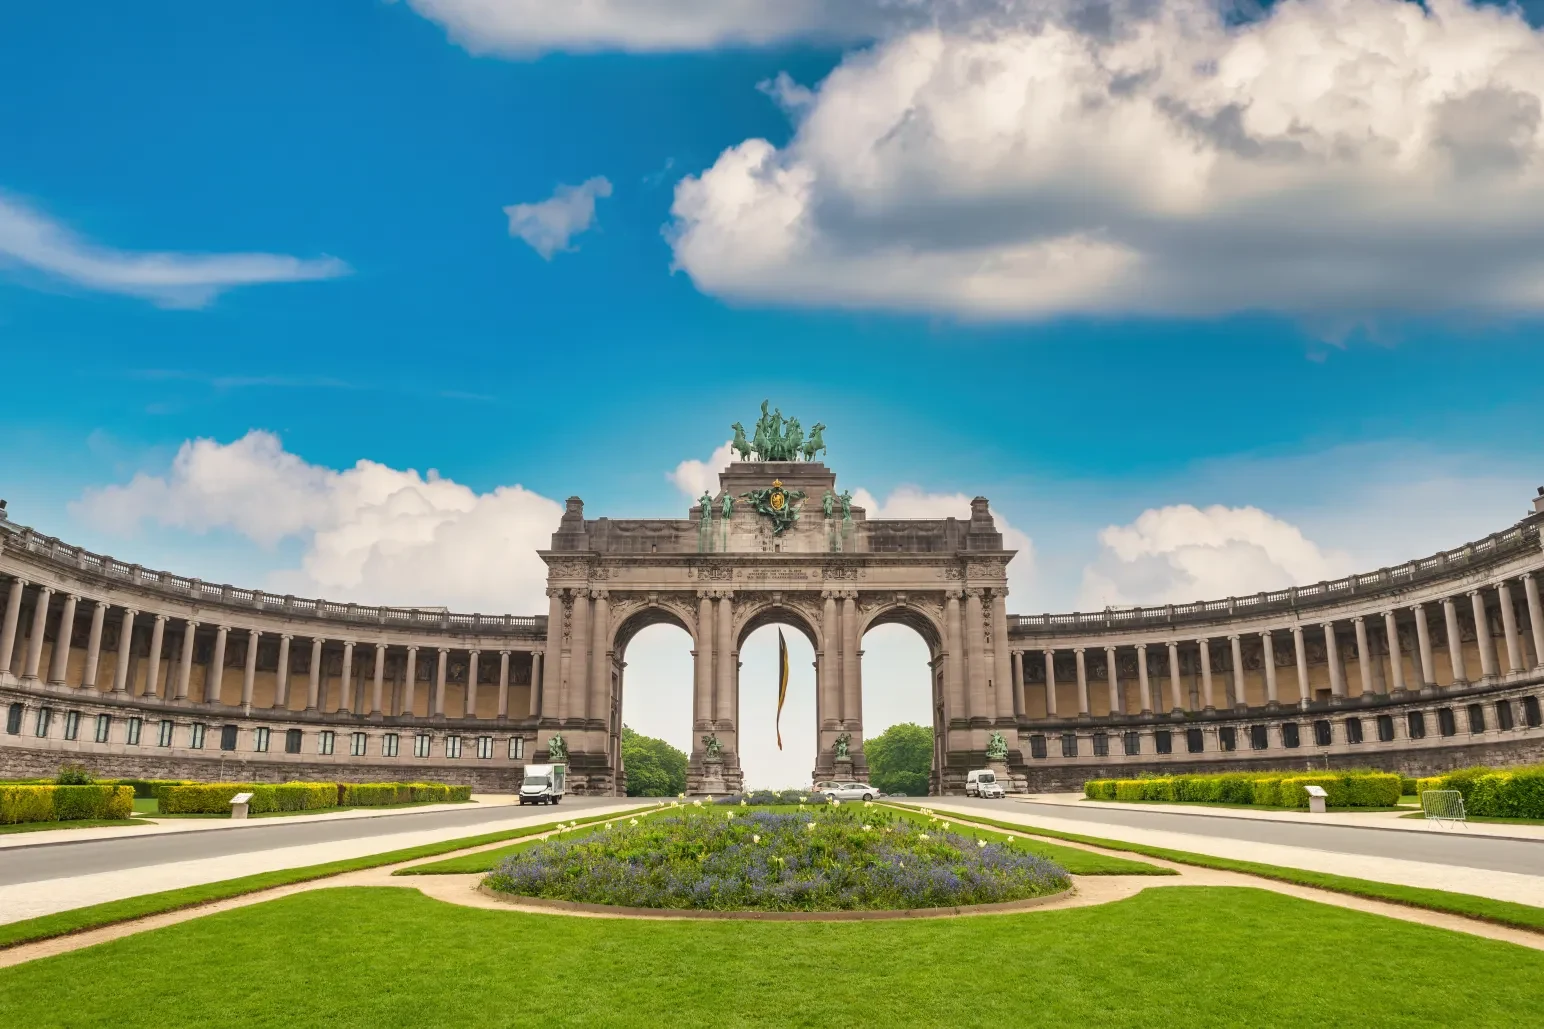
833 757 854 782
695 758 729 797
987 757 1028 794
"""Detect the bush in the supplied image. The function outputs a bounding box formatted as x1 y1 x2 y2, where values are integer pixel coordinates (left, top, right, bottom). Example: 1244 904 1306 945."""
55 763 95 785
274 782 336 811
1250 778 1282 807
1114 780 1147 803
1414 765 1544 818
0 786 56 824
1400 776 1420 797
0 785 131 823
404 782 471 804
102 778 194 800
1084 779 1117 800
160 784 280 815
339 783 410 807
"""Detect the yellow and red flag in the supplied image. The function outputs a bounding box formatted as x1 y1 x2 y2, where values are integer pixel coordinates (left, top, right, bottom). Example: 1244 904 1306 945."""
776 629 790 750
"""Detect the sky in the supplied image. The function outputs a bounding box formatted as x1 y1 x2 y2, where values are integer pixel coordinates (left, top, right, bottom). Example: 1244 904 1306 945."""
3 0 1544 787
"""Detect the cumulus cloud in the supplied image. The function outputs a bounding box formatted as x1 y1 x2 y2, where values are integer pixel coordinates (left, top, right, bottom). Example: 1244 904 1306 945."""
72 431 563 613
0 192 347 308
670 0 1544 319
1077 504 1354 608
667 441 737 499
503 177 613 259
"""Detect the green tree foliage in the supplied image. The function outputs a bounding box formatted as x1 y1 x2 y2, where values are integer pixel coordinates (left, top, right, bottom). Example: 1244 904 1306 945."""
864 722 933 796
621 725 688 797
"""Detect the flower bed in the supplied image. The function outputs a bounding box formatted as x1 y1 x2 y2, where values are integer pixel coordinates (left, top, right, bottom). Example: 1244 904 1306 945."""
483 805 1069 912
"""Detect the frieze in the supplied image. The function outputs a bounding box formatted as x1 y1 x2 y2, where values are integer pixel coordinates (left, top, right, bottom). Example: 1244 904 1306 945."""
745 568 809 581
822 562 859 581
546 558 587 579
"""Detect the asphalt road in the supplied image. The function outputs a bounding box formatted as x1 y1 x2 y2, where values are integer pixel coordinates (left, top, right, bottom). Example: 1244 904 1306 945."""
916 797 1544 877
0 796 625 887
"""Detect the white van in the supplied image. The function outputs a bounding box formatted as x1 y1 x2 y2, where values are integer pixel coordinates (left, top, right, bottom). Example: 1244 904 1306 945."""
519 763 567 805
965 769 1003 798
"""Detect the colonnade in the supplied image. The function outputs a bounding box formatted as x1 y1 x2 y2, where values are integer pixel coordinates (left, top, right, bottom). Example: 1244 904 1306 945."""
1015 575 1544 719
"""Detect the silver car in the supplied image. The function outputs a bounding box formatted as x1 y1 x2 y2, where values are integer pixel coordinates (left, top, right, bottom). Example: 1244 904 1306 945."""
817 780 877 802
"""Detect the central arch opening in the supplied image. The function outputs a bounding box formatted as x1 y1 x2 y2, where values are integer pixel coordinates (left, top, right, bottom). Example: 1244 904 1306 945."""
736 621 816 789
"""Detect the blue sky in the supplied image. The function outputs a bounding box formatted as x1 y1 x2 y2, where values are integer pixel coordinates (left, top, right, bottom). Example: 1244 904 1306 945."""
4 1 1544 784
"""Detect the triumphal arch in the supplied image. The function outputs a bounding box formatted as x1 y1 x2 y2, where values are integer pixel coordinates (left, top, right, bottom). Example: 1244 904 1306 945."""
537 404 1018 794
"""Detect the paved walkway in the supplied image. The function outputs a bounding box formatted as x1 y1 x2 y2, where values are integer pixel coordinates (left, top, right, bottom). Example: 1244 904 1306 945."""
906 797 1544 907
0 799 645 925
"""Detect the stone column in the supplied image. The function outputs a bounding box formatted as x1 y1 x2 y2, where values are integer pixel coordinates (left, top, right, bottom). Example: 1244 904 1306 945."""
1412 604 1436 687
1136 643 1153 714
1261 631 1278 706
1443 597 1466 682
1167 641 1183 712
715 593 736 728
695 591 714 727
841 593 861 728
402 645 418 715
1104 646 1120 715
1074 647 1090 716
992 591 1013 721
529 651 543 717
305 637 323 710
569 592 590 721
173 619 198 700
945 591 965 723
370 645 386 716
1228 634 1244 708
1471 590 1498 678
1498 580 1524 673
242 630 259 707
465 650 479 719
143 613 166 697
22 586 52 680
541 589 563 720
113 609 137 694
497 650 510 718
592 590 612 725
1323 622 1345 698
1383 610 1405 692
82 601 107 689
433 647 449 716
1292 626 1309 704
338 641 355 715
1042 649 1058 717
1011 650 1025 717
963 589 987 720
0 577 25 674
1525 573 1544 669
1352 616 1373 695
1197 638 1214 710
819 592 839 726
47 593 78 685
207 625 229 704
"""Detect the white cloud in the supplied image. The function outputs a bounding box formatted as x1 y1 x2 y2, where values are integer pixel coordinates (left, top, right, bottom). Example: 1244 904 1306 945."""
667 441 737 499
0 192 347 308
503 177 613 259
72 431 563 613
670 0 1544 319
1077 504 1354 608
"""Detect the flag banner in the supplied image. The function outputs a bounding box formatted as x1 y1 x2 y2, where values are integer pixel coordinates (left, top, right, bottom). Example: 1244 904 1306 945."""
776 629 790 750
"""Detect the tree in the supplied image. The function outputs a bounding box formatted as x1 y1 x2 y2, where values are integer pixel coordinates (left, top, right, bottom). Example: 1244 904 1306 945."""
864 722 933 796
621 725 688 797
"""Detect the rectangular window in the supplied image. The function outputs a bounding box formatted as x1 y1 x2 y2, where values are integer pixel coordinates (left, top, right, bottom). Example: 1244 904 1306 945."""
1313 720 1332 747
350 732 367 757
508 736 525 760
285 728 302 754
157 719 174 747
446 736 463 759
318 730 335 756
35 707 53 737
1376 714 1395 742
1496 700 1515 731
1218 726 1236 752
1122 731 1140 756
1060 733 1078 758
1524 696 1542 728
190 723 207 750
220 724 238 751
1281 723 1301 749
64 710 81 741
1466 703 1486 733
1186 728 1204 754
414 733 432 758
127 716 142 746
1406 711 1426 740
477 735 493 760
1154 730 1173 755
5 702 21 735
1437 707 1457 737
1091 732 1109 758
383 733 400 758
255 726 270 753
1345 718 1364 744
1028 734 1047 759
1249 724 1269 750
94 713 111 744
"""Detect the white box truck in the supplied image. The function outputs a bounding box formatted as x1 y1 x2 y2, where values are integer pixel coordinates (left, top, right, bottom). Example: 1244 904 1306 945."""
519 764 567 805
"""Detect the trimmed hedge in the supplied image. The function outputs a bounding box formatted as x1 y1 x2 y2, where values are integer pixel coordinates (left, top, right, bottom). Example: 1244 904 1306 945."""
157 780 471 815
104 779 196 801
1084 771 1403 810
1417 764 1544 819
0 785 133 824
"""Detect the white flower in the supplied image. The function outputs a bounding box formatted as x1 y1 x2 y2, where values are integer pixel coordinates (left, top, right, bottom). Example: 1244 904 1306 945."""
942 823 950 830
862 824 872 831
693 800 703 808
752 834 761 844
799 795 808 802
726 811 736 819
898 862 905 869
629 819 638 826
863 801 873 808
832 799 841 807
977 840 988 849
678 793 686 799
740 799 748 807
806 822 817 831
919 833 930 841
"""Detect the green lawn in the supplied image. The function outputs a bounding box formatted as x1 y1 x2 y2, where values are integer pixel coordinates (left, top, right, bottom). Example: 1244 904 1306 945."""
1398 811 1544 826
1 886 1539 1027
400 811 639 874
0 817 149 835
1083 797 1414 813
888 806 1172 876
137 798 474 819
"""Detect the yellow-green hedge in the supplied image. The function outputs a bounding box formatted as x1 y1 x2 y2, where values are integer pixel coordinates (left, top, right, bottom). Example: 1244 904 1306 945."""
1416 765 1544 819
0 785 133 824
1084 771 1402 809
158 781 470 814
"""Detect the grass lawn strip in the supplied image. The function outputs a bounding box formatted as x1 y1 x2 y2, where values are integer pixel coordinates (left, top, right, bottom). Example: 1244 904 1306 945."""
0 805 652 951
0 817 152 836
1084 797 1412 814
134 797 477 819
906 805 1544 934
885 805 1173 876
